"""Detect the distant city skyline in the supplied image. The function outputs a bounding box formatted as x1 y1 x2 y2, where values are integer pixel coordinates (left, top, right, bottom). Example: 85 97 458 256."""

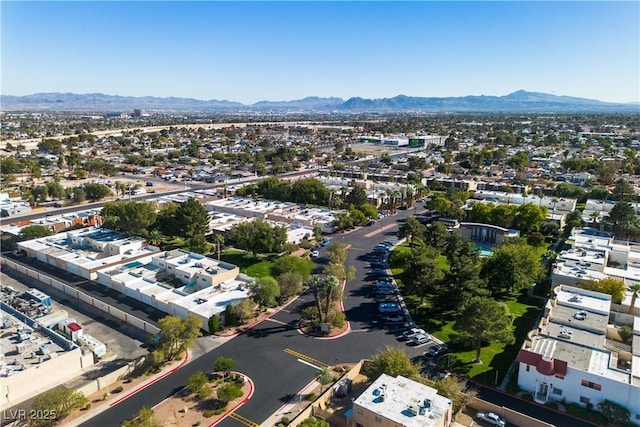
2 1 639 104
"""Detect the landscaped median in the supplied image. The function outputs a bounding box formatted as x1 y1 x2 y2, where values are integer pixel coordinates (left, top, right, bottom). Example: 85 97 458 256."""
150 371 254 427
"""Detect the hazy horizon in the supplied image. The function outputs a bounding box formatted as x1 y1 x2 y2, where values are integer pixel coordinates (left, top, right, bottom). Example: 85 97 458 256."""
2 2 639 104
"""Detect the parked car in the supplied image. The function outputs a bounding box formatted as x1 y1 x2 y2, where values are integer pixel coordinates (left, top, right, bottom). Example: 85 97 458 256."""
574 310 587 320
411 334 432 346
310 250 320 258
425 344 449 357
475 411 506 427
375 287 396 296
558 329 573 339
401 328 426 341
378 302 402 313
383 315 404 323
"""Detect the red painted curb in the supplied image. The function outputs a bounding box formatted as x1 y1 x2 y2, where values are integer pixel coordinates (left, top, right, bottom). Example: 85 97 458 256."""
109 350 190 407
209 373 255 427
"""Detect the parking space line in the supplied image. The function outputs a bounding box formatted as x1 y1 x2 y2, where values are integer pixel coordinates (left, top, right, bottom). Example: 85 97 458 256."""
227 412 260 427
284 348 329 369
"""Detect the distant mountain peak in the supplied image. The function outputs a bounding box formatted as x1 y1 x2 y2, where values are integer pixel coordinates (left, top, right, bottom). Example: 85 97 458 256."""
1 91 636 113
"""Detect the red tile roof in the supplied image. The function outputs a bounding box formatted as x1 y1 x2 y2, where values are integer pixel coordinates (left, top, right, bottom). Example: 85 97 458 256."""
516 349 567 378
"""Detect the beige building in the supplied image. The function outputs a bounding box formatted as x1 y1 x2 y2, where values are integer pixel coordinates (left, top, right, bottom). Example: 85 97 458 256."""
347 373 452 427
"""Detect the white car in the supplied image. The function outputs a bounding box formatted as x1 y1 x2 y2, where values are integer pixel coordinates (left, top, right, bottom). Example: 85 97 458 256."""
310 250 319 258
475 411 506 427
401 328 426 341
558 329 573 339
411 334 432 346
574 310 587 320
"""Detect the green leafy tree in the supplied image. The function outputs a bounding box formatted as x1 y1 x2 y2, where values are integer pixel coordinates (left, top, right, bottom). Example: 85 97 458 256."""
481 241 542 296
577 277 626 303
229 219 287 257
612 178 636 202
277 272 304 299
248 276 280 307
45 181 65 200
433 376 477 414
315 367 334 392
366 346 419 381
272 255 314 280
155 203 180 236
346 187 368 208
326 242 348 265
121 406 161 427
424 221 449 251
399 215 426 245
31 185 49 204
30 388 88 427
358 203 379 220
101 200 157 236
562 210 585 237
155 314 202 361
188 234 208 254
405 243 443 303
175 197 209 238
208 314 221 333
214 356 236 378
71 186 86 203
513 203 548 234
17 225 53 241
605 201 639 237
453 297 515 363
186 371 209 396
84 182 113 200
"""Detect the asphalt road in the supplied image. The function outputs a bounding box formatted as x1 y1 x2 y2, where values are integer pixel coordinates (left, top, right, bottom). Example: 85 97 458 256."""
81 206 425 427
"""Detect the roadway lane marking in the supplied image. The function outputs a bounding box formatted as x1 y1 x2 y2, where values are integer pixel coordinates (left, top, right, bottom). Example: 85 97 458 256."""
227 412 260 427
264 317 295 328
284 348 329 369
297 359 324 370
363 223 396 238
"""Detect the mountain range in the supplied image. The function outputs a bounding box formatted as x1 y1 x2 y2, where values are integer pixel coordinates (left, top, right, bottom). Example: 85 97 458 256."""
1 91 638 113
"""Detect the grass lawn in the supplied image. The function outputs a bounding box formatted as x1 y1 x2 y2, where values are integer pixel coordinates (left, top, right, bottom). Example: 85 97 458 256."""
220 249 275 278
391 241 544 385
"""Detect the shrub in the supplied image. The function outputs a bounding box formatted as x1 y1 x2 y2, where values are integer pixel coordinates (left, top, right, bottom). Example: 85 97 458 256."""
203 410 215 418
82 403 91 411
224 304 239 327
208 314 221 333
212 406 227 415
217 383 242 403
619 325 633 343
112 386 123 393
326 310 346 328
305 393 317 401
544 401 558 410
597 399 631 425
521 393 533 401
279 416 290 426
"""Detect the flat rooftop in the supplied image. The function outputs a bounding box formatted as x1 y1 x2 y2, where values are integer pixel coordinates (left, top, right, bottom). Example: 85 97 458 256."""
353 373 451 427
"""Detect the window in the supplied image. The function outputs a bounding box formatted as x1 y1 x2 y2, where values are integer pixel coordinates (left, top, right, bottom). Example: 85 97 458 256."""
552 388 562 396
580 396 590 405
526 365 530 372
375 416 382 423
581 380 601 390
356 409 364 416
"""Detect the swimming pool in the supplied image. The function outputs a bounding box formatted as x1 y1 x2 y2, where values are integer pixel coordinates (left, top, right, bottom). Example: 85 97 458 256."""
474 242 494 257
124 261 143 269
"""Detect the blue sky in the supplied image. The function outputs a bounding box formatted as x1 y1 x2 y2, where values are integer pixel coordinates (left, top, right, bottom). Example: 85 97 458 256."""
2 1 639 104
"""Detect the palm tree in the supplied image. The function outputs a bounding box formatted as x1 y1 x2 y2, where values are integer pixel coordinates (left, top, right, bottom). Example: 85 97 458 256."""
590 211 601 229
212 234 224 261
147 230 163 247
628 283 640 315
551 197 559 213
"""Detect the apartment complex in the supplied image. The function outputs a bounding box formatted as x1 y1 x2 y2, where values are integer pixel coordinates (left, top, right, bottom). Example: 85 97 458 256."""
516 284 640 423
16 229 251 332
